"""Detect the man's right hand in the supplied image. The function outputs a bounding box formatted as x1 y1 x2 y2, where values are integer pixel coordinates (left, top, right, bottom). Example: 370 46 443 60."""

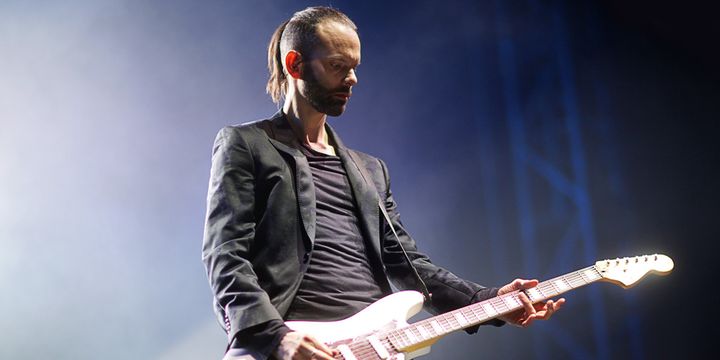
272 331 337 360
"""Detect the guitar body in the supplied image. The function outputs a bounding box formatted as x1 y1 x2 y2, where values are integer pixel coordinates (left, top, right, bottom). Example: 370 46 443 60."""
286 291 431 359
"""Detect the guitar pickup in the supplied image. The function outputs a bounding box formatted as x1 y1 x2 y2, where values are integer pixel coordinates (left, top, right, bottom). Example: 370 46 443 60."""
368 335 391 359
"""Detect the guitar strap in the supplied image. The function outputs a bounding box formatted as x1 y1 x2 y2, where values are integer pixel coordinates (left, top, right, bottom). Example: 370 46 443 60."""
346 150 433 305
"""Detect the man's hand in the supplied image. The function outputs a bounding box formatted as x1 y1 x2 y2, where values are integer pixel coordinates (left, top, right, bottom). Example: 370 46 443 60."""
272 331 337 360
497 278 565 327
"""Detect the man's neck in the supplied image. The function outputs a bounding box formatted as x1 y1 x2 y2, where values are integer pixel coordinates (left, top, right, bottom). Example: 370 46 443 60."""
283 96 336 155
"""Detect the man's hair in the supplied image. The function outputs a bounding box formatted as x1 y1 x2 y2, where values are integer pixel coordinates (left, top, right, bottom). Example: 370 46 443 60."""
266 6 357 104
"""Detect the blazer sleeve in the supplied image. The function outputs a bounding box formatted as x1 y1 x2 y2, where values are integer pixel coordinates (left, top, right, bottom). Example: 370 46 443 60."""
376 158 504 328
202 127 285 353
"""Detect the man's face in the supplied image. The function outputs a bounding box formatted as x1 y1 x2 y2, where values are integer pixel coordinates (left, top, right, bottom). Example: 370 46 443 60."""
299 21 361 117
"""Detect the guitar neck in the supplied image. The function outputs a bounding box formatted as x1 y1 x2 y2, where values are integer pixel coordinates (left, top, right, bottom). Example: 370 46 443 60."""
386 265 603 351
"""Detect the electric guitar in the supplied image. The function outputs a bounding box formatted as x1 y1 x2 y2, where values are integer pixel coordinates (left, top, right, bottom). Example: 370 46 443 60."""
285 254 674 360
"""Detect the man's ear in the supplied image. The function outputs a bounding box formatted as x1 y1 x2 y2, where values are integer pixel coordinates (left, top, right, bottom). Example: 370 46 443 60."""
285 50 302 79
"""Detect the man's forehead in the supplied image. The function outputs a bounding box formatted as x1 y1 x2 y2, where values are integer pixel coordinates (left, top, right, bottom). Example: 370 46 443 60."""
312 21 361 62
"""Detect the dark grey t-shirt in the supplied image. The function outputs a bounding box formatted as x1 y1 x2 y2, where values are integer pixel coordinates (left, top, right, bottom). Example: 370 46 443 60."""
284 145 387 321
231 145 389 353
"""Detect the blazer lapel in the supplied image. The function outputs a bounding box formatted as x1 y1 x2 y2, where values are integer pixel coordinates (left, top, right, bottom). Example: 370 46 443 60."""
264 113 317 248
328 126 383 264
260 112 381 261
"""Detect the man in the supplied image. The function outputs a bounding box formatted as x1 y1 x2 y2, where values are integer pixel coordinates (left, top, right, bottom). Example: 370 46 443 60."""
203 6 564 360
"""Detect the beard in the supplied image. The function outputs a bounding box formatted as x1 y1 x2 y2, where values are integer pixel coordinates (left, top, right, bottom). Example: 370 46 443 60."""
301 65 351 117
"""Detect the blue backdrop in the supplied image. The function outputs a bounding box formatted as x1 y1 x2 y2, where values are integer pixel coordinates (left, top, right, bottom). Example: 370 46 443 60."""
1 0 717 359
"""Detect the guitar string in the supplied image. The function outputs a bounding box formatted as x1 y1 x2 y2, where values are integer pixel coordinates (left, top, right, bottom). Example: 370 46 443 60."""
336 333 396 360
345 340 384 360
342 261 655 357
357 269 592 358
333 266 605 358
384 266 600 350
351 329 415 359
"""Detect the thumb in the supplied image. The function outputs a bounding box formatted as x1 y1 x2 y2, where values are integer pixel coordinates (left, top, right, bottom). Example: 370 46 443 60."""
499 278 539 295
519 279 539 289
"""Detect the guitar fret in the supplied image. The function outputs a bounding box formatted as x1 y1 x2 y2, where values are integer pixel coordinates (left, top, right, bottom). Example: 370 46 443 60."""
430 320 444 334
503 295 521 310
404 328 417 343
541 282 557 296
476 306 489 321
460 308 476 323
567 272 585 287
576 271 589 285
454 312 469 326
417 323 431 339
393 331 408 347
584 268 601 281
554 279 570 292
526 287 542 301
412 326 423 340
444 314 458 329
482 302 497 316
389 331 405 349
440 314 455 332
398 330 410 348
454 315 465 329
537 285 549 298
469 304 485 321
493 298 509 313
449 313 463 330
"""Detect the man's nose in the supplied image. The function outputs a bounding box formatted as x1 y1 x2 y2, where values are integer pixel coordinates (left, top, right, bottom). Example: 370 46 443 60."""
344 68 358 87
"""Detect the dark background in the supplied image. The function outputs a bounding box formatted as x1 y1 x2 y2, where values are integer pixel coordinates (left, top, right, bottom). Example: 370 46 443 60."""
1 0 717 359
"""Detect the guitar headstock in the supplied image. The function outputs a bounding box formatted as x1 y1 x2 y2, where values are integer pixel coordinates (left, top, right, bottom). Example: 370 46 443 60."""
595 254 674 288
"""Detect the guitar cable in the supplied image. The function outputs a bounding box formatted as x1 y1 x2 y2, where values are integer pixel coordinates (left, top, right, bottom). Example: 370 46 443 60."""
377 198 433 305
346 149 433 305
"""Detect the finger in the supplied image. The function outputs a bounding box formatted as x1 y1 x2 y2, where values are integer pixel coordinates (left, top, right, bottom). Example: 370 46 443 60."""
534 298 564 320
521 313 537 327
517 292 536 317
542 300 555 320
298 345 333 360
296 341 315 359
307 335 337 358
502 278 524 293
519 279 539 289
312 349 336 360
512 278 524 290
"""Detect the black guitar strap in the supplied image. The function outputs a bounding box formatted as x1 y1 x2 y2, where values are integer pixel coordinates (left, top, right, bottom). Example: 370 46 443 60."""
346 150 433 304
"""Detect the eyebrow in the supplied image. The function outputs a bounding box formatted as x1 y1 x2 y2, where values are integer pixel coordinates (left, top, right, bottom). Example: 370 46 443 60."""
326 54 360 64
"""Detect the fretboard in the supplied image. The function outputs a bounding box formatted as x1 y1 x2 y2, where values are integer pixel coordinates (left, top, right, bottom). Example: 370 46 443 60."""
385 265 603 351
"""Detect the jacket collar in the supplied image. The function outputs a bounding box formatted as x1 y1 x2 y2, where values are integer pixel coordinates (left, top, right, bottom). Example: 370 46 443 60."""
261 111 382 263
264 111 349 153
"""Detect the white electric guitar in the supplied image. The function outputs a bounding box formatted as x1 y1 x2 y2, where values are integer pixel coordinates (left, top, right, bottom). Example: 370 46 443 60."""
285 254 674 360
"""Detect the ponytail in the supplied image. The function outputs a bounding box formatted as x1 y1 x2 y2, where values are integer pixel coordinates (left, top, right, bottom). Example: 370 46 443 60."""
266 20 289 105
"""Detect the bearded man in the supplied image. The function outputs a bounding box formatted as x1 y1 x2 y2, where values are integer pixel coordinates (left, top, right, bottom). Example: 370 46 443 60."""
202 6 564 360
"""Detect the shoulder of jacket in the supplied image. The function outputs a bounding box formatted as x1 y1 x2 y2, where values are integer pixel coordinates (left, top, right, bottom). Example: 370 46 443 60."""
346 148 389 180
217 118 273 142
347 148 382 164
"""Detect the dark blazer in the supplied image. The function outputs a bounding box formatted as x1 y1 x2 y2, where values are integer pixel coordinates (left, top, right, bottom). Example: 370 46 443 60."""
202 112 498 358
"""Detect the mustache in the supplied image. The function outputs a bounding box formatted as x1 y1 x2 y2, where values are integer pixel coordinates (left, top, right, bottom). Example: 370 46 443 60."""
331 86 352 95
